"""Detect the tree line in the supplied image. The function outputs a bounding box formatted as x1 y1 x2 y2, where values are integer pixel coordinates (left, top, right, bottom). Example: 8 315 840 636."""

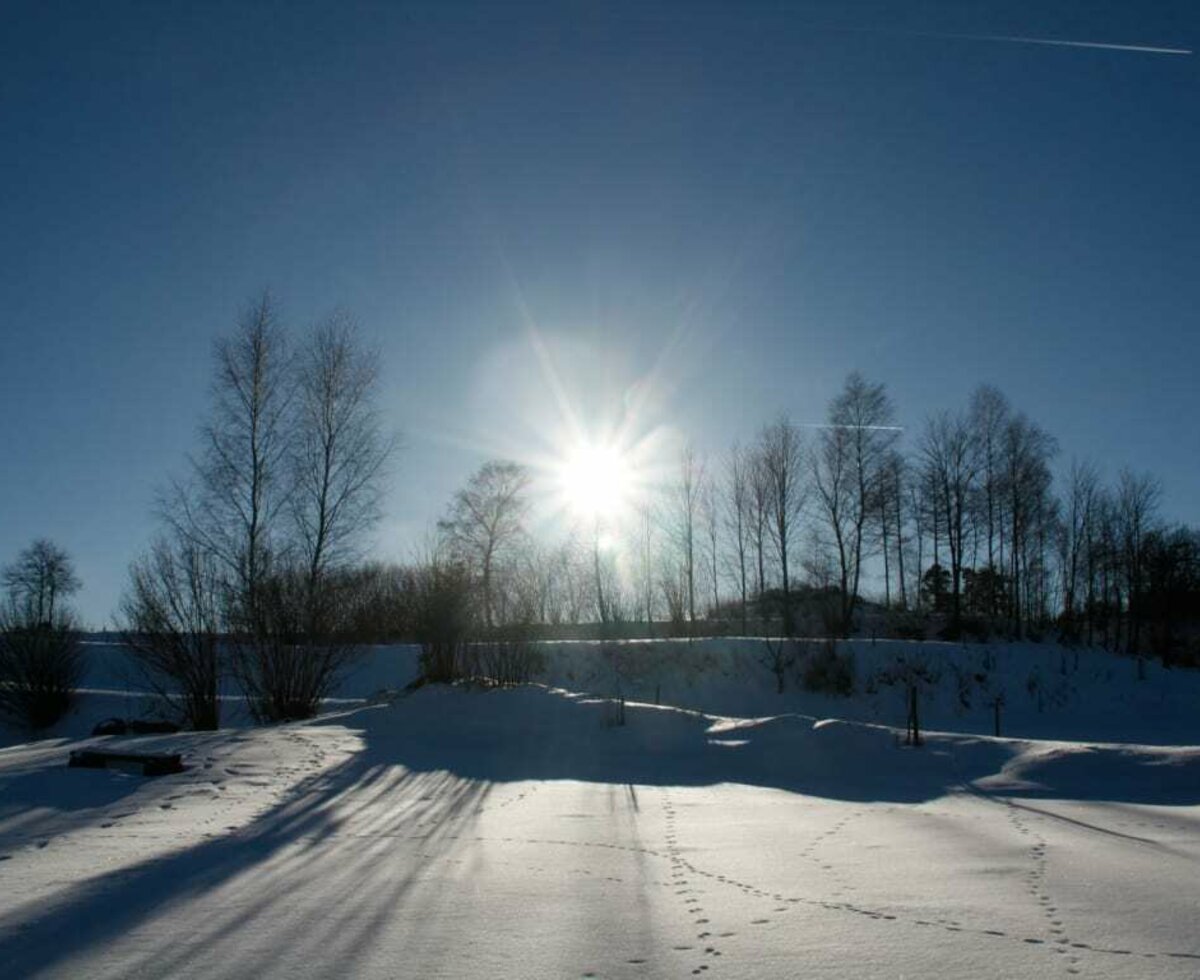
419 374 1200 668
4 299 1199 732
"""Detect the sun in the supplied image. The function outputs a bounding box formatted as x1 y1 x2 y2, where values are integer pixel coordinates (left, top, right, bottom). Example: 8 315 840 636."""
558 442 634 521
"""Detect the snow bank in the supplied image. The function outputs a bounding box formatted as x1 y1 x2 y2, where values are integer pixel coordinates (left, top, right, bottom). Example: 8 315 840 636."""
7 635 1196 752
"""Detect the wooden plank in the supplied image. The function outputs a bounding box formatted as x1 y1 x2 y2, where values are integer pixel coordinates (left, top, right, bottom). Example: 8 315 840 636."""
68 749 185 776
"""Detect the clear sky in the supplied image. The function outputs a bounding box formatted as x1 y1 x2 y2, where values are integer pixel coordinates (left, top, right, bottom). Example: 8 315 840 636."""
2 1 1197 626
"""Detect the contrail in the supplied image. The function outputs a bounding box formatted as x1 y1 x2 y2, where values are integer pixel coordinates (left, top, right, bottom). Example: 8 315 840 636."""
799 423 906 432
896 29 1191 56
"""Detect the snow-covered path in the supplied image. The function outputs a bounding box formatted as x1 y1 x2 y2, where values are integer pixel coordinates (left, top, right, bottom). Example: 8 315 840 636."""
1 687 1198 978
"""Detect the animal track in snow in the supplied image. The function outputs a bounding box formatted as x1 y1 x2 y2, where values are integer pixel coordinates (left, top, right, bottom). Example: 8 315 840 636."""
660 789 732 977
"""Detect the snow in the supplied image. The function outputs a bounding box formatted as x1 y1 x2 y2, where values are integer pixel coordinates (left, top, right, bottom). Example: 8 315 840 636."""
1 638 1198 978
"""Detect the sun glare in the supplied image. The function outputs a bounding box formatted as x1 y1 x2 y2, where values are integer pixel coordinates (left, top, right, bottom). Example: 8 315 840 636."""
558 443 633 521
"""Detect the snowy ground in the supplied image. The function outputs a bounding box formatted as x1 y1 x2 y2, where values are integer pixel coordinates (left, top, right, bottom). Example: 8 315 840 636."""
2 640 1198 978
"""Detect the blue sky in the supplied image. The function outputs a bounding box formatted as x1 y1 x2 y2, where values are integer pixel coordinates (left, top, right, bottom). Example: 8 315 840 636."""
2 1 1197 625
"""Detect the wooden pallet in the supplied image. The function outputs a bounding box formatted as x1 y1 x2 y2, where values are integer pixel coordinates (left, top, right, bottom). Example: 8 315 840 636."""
68 749 184 777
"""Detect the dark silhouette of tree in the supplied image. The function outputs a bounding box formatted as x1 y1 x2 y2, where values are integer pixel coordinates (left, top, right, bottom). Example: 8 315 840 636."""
1000 413 1057 636
920 411 976 632
166 293 293 624
121 535 224 730
1 540 83 728
2 539 81 626
968 384 1011 614
813 373 898 635
1116 468 1160 656
876 652 938 746
723 443 753 634
759 416 806 635
0 601 83 729
665 445 704 627
1057 460 1100 641
438 460 531 630
291 312 393 627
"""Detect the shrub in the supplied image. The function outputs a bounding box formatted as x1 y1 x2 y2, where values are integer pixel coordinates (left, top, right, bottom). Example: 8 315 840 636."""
887 611 927 641
873 651 940 746
0 608 84 729
413 559 475 684
801 639 855 696
466 630 545 686
231 570 366 723
121 537 223 730
759 636 798 693
938 615 991 642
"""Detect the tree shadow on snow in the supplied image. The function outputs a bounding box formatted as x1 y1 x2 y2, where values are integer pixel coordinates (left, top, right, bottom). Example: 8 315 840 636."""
310 686 1017 806
336 686 1200 809
1 684 1195 977
0 728 496 978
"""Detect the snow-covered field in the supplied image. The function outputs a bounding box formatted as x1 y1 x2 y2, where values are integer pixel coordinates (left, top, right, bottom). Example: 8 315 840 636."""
1 639 1198 978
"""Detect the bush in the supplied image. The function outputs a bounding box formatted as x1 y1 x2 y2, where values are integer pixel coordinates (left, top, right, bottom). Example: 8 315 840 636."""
938 615 991 642
0 609 84 729
466 631 545 686
759 636 799 693
887 611 927 641
801 639 855 696
414 559 475 684
121 537 223 730
231 571 366 723
961 616 992 642
873 651 940 746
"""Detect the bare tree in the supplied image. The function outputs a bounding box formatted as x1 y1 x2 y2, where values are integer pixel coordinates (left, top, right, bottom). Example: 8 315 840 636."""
1057 460 1100 639
920 410 977 631
588 519 612 625
0 599 83 729
968 385 1011 598
589 522 626 627
659 558 688 633
701 474 721 618
438 459 531 630
878 450 908 609
1 539 84 729
291 313 393 623
665 445 704 626
121 535 224 730
515 539 559 626
812 373 898 635
759 416 806 635
907 473 928 610
634 502 658 627
2 539 81 626
166 294 293 623
723 443 753 634
875 651 939 746
555 533 590 626
1116 468 1161 656
1000 414 1057 635
750 446 771 603
759 636 798 693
